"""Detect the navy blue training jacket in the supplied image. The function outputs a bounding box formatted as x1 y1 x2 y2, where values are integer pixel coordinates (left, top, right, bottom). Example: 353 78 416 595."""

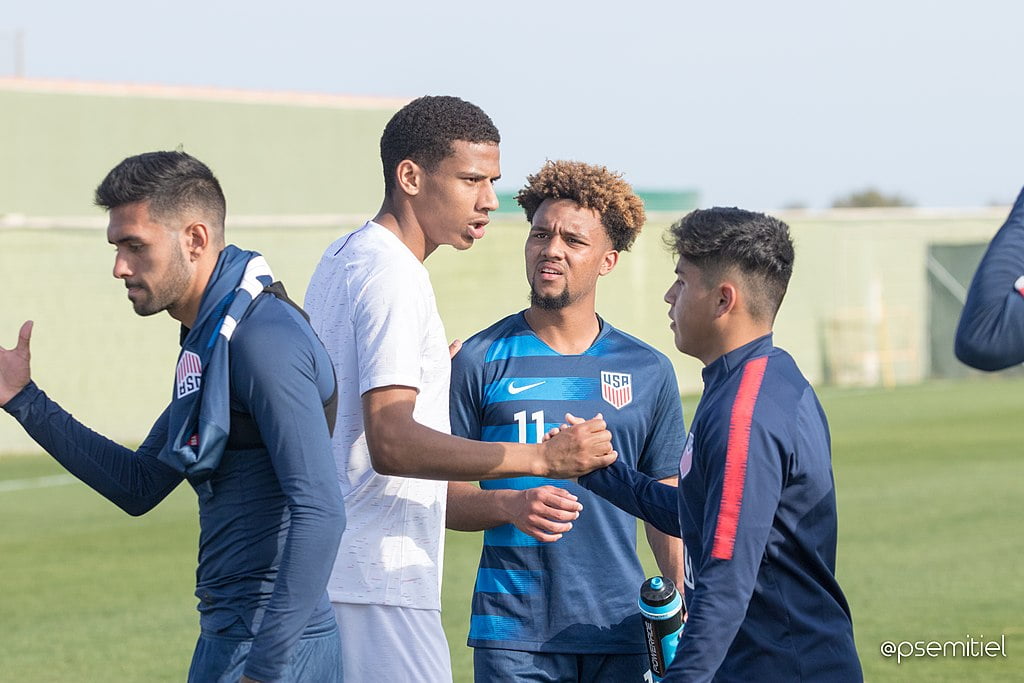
580 335 862 681
955 185 1024 370
4 276 344 682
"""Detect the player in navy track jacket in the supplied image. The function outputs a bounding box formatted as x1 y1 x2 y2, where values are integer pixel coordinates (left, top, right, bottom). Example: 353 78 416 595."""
574 207 862 682
955 186 1024 370
0 152 345 683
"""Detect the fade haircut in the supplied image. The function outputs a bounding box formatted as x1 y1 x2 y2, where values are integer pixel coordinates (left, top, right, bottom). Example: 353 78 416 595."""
95 151 226 242
516 160 645 252
667 207 795 322
380 95 500 193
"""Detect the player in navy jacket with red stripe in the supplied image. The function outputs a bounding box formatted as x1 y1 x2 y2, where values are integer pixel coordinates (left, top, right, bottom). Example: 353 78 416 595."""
955 185 1024 370
576 207 862 681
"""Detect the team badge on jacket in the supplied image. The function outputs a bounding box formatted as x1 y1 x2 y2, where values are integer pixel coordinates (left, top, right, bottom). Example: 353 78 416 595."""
176 350 203 399
600 371 633 409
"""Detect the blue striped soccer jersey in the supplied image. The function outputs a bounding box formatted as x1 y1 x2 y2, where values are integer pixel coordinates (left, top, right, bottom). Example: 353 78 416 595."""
450 312 686 653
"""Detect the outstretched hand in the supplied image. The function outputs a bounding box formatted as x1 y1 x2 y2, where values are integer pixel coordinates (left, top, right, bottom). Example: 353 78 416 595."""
540 412 616 478
0 321 33 407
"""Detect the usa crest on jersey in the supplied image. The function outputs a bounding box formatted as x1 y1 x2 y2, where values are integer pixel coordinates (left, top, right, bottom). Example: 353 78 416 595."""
600 371 632 409
176 350 203 399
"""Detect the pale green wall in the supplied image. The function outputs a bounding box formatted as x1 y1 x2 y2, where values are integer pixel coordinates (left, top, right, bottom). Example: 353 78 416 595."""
0 209 1005 455
0 82 1009 454
1 87 396 217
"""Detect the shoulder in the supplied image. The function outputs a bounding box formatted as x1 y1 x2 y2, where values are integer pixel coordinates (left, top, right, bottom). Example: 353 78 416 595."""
452 313 522 373
232 294 320 368
761 347 811 401
312 224 427 290
600 323 678 378
717 348 813 442
460 314 523 354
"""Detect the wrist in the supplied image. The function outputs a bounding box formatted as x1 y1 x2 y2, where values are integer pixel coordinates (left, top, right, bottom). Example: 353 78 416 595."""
530 442 550 478
492 488 523 525
1 380 35 412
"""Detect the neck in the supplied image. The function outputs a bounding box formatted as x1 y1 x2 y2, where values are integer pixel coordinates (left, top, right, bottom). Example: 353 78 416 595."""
373 200 432 262
700 320 773 366
170 255 219 329
523 302 601 355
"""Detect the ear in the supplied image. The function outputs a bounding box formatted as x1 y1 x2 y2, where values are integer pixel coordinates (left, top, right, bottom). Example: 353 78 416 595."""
715 281 739 318
182 221 211 262
395 159 423 197
598 250 620 276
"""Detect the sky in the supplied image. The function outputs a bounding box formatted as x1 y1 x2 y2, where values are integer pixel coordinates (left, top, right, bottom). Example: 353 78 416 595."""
3 0 1023 209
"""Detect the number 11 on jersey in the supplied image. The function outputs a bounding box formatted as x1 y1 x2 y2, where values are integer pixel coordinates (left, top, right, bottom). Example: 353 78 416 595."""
513 410 544 444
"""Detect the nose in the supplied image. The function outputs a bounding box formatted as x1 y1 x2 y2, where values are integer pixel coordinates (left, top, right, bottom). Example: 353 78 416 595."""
541 234 566 260
479 181 498 213
113 252 132 280
664 282 676 305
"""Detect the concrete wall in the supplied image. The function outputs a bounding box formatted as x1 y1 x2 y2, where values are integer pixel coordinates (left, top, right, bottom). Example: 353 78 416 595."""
0 78 1010 454
1 78 403 218
0 208 1007 454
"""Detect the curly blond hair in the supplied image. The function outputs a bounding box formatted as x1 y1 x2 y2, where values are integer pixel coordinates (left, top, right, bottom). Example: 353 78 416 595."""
515 160 645 251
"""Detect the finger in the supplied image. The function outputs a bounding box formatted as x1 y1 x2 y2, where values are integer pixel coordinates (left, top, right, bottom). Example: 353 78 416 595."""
532 517 574 535
536 497 582 515
17 320 33 352
547 488 583 510
539 505 580 521
577 415 607 432
533 486 581 512
528 529 564 543
448 338 462 359
563 412 585 425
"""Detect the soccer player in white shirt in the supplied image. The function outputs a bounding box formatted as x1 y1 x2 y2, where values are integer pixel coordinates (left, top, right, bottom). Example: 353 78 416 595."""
304 96 617 682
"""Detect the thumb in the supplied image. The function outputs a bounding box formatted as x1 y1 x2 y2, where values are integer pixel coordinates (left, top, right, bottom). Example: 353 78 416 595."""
563 412 585 426
16 320 33 353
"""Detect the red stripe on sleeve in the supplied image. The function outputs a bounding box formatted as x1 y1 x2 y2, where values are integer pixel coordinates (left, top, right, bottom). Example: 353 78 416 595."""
711 356 768 560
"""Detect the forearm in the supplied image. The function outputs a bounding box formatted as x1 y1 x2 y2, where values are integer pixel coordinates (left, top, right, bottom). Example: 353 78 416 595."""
447 481 507 530
370 416 544 480
366 388 613 480
577 459 681 536
3 382 181 515
647 523 685 588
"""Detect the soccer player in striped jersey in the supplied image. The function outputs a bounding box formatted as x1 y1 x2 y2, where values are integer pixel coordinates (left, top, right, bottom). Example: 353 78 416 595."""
447 160 687 681
573 207 863 681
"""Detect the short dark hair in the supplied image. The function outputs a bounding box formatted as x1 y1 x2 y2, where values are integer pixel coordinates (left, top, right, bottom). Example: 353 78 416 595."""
380 95 500 192
516 160 645 252
95 151 226 237
667 207 795 322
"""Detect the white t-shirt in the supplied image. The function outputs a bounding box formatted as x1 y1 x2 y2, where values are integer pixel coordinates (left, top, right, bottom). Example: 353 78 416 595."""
305 221 450 610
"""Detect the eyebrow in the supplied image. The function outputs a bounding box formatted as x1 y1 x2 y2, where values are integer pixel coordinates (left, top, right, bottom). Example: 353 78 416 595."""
462 171 501 181
530 225 587 238
108 234 146 246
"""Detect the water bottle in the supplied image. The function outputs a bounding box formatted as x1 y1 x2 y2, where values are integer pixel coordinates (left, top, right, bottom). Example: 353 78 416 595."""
639 575 684 681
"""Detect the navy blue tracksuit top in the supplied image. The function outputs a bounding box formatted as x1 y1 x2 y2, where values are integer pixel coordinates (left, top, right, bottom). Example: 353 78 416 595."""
580 335 862 681
955 185 1024 370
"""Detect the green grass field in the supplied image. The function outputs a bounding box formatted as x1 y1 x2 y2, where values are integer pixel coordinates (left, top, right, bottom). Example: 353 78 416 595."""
1 378 1022 681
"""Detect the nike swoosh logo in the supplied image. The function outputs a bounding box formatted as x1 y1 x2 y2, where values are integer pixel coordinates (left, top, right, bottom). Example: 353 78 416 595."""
508 380 545 395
